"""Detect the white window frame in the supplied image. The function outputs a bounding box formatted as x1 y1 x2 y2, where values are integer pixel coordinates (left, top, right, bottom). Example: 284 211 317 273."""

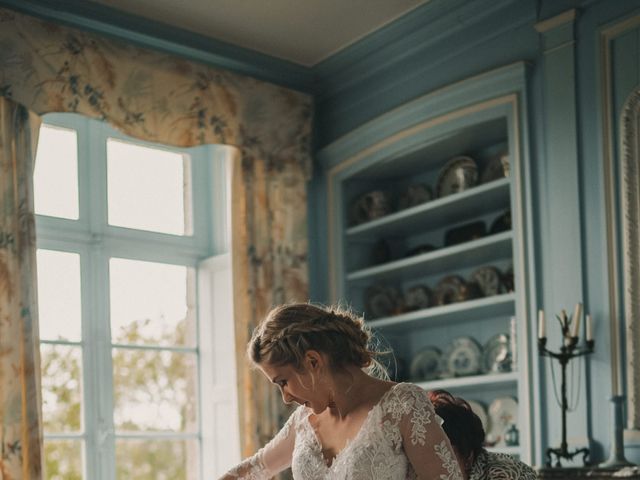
36 112 239 479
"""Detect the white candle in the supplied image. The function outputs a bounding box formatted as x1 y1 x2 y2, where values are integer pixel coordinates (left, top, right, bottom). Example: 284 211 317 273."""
510 316 517 370
586 314 593 341
538 309 546 339
571 303 582 338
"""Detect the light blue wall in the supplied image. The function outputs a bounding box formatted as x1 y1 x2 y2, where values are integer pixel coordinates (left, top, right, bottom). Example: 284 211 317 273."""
310 0 640 466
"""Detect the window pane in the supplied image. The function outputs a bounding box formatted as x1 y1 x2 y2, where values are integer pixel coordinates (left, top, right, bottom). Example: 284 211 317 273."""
116 439 198 480
41 345 83 433
34 124 79 219
109 258 195 347
44 439 83 480
113 349 198 432
37 250 82 342
107 138 190 235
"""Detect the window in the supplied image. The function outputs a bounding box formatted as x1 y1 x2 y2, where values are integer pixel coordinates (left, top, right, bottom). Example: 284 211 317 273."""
35 113 238 479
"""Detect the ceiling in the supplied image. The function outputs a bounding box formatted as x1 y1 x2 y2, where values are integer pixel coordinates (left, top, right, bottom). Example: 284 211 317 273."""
90 0 429 67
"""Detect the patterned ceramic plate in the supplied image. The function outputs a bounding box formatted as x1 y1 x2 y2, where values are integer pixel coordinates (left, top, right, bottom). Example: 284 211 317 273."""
480 153 509 184
433 275 466 306
482 333 511 373
441 336 482 377
436 156 478 198
470 266 503 297
404 284 432 311
364 285 400 319
487 396 519 446
410 346 442 381
397 183 433 210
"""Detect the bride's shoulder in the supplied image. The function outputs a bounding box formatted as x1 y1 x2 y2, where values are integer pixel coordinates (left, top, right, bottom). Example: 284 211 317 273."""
379 382 429 409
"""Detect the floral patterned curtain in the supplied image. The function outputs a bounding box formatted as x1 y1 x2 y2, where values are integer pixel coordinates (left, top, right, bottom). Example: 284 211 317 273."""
0 5 312 473
0 96 43 479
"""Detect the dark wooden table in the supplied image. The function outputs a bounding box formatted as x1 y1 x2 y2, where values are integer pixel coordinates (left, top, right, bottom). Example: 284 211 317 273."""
537 466 640 479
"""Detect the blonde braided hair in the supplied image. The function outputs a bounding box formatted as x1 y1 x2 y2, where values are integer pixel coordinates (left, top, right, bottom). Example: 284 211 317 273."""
248 303 388 377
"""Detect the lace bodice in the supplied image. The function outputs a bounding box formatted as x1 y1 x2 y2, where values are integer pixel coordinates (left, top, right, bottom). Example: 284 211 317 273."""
222 383 463 480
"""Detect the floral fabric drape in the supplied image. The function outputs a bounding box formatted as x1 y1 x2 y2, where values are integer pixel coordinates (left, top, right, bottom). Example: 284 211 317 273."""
0 96 43 479
0 5 312 471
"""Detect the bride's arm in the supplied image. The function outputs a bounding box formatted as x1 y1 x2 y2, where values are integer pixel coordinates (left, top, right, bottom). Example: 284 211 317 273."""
399 387 464 480
218 408 298 480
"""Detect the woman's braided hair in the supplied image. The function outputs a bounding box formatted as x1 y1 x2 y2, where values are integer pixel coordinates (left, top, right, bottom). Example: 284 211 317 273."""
249 303 386 375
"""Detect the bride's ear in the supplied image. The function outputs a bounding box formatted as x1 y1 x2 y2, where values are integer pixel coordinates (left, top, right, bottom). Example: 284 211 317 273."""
304 350 323 371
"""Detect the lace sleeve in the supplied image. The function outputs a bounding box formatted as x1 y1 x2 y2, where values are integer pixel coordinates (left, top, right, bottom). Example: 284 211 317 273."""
398 385 464 480
218 407 299 480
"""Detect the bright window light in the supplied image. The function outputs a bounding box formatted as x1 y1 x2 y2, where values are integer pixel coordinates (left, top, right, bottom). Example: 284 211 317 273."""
37 249 82 342
112 349 198 432
34 124 79 219
109 258 194 347
107 139 190 235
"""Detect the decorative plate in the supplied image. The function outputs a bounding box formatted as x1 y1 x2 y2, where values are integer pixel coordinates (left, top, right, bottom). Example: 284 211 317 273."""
444 221 486 246
397 184 433 210
436 156 478 198
490 210 511 234
403 284 432 311
364 285 400 319
434 275 481 305
480 153 510 184
441 336 482 377
482 333 512 373
349 190 391 226
410 346 442 381
467 399 490 434
487 397 519 446
433 275 466 306
470 266 503 297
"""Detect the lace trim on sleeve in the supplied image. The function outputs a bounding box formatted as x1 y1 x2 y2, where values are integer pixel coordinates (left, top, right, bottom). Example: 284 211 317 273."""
224 454 270 480
434 440 461 480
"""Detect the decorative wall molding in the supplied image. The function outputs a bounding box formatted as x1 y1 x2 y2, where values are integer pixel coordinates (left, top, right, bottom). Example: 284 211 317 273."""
620 88 640 430
600 13 640 424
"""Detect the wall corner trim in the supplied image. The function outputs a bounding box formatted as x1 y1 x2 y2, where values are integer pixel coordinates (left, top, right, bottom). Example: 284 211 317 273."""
534 9 577 33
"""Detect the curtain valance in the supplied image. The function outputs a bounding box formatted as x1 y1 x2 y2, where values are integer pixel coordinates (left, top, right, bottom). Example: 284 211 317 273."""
0 7 313 177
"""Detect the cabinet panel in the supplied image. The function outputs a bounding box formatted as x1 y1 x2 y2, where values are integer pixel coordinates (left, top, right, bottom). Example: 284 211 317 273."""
319 64 536 462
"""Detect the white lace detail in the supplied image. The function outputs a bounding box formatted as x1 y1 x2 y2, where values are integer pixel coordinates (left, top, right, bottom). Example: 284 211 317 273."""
434 440 460 480
221 382 464 480
224 455 269 480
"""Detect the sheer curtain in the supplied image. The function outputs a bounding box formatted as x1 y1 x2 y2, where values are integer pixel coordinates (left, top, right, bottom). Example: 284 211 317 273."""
0 6 312 474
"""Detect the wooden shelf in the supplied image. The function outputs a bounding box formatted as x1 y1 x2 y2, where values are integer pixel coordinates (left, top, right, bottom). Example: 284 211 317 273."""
416 371 518 391
347 231 513 283
347 178 511 240
367 293 515 332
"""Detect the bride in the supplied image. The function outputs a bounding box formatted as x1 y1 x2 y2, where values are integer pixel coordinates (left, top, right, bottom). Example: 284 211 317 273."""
219 303 463 480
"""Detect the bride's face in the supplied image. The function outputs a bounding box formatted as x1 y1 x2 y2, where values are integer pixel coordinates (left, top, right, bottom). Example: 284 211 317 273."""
259 355 331 414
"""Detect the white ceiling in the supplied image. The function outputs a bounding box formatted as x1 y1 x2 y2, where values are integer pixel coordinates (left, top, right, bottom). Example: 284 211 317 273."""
91 0 429 67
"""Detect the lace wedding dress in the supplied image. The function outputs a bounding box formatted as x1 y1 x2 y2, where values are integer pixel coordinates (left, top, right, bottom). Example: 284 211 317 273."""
223 383 463 479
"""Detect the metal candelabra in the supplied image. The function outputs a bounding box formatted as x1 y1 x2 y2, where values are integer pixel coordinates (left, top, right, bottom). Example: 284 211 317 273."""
538 308 594 468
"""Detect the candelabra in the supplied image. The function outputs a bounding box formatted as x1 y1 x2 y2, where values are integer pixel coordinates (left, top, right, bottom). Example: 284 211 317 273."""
538 305 594 467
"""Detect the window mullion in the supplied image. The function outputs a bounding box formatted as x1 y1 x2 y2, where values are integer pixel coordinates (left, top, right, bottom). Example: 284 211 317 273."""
79 244 99 480
90 246 117 480
90 122 117 480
